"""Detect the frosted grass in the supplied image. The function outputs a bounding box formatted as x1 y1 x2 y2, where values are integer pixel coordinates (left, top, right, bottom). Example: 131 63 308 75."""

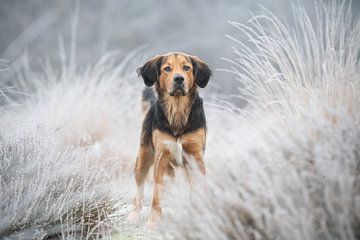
0 52 145 239
165 1 360 239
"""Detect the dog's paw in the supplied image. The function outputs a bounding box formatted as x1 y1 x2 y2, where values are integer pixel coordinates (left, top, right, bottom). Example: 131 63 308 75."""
127 210 141 223
146 211 161 229
146 218 158 230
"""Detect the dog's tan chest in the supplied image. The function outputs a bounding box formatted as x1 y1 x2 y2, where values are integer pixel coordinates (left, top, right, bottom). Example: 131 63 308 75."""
162 95 191 135
152 128 206 166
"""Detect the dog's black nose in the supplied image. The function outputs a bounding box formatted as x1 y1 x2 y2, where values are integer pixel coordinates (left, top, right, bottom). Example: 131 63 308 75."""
174 74 184 84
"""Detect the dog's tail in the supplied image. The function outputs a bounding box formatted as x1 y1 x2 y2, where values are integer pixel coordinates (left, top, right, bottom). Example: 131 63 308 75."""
141 87 156 115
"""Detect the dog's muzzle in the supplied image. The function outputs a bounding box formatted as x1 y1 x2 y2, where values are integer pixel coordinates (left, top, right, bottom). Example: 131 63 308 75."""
169 85 186 96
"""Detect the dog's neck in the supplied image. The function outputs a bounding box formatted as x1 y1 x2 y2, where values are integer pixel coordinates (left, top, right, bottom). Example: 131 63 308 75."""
157 87 197 135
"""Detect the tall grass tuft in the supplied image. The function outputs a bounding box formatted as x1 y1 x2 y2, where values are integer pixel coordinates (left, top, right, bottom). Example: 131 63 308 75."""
0 51 144 239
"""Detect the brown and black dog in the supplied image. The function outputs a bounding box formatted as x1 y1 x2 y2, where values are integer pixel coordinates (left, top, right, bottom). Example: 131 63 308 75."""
128 52 212 227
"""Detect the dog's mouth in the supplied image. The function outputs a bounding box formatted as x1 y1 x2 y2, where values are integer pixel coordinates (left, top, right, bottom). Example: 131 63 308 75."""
169 86 186 96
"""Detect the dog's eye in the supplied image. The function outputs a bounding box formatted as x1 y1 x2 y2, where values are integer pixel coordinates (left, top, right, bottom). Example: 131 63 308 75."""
163 66 171 72
183 65 191 71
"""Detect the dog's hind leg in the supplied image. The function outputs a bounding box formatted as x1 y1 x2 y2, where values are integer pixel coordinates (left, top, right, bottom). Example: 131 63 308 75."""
128 144 154 222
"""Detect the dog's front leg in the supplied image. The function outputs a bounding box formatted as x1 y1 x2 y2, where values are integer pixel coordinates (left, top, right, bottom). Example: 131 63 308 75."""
147 150 171 228
146 130 177 228
128 144 154 222
181 128 207 175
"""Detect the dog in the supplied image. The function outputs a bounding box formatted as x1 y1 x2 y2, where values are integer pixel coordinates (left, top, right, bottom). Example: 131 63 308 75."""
128 52 212 227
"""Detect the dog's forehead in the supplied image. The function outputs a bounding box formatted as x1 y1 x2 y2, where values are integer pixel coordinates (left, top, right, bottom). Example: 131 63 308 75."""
161 52 191 65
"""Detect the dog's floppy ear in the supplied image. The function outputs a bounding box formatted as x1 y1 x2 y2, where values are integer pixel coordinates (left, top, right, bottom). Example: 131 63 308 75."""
190 56 212 88
137 55 163 87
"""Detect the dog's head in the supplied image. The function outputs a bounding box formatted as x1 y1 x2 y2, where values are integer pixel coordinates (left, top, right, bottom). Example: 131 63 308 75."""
137 52 212 96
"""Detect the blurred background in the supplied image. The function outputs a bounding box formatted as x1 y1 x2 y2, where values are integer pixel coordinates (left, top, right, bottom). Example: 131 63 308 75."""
2 0 359 104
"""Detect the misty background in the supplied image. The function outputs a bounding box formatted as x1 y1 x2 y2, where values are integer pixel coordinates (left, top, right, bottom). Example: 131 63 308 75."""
2 0 359 102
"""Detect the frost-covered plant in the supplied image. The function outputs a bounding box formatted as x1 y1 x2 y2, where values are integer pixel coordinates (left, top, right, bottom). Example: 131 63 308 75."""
0 51 143 239
164 1 360 239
